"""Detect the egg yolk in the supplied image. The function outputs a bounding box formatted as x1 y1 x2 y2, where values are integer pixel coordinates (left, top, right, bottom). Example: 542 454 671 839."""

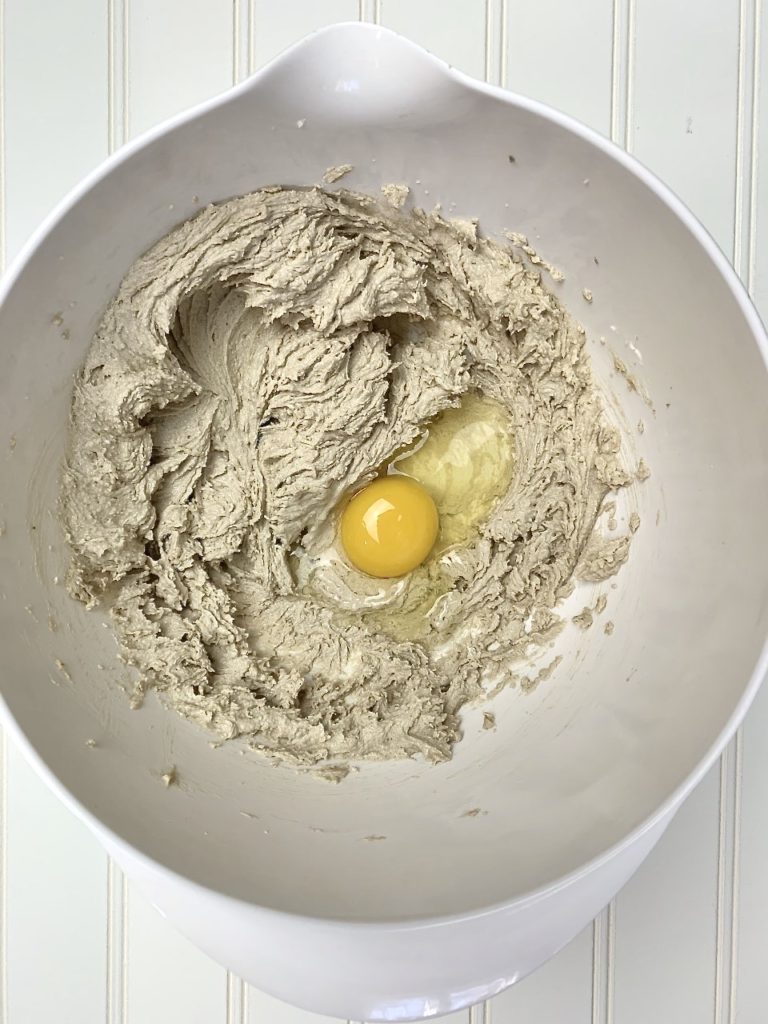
340 476 439 578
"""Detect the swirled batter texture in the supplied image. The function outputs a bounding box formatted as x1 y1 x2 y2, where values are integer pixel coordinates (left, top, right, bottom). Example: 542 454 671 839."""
61 187 633 768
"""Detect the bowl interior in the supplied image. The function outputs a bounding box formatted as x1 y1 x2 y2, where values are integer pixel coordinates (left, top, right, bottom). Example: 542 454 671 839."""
1 24 767 921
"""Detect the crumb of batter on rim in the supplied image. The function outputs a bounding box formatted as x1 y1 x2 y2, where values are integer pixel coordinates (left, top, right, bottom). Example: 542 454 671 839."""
521 655 564 694
636 458 651 481
572 607 594 630
612 354 655 410
577 535 631 583
380 183 410 209
582 288 593 303
313 763 351 783
505 231 565 282
604 620 615 635
161 766 178 788
629 512 641 533
323 163 353 184
482 712 496 731
54 657 72 681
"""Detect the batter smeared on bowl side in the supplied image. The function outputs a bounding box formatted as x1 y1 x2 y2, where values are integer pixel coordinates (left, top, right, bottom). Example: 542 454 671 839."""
60 187 636 770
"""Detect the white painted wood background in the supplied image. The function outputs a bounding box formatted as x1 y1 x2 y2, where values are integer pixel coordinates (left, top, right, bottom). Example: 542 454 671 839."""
0 0 766 1021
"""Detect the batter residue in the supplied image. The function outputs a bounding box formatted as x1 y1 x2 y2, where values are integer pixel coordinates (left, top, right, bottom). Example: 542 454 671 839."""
61 187 635 768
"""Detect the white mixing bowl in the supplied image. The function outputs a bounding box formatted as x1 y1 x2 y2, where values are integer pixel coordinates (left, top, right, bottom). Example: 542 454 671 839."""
1 22 767 1022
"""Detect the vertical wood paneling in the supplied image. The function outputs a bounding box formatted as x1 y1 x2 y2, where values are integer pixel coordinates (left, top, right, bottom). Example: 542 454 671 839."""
126 0 233 138
611 3 744 1020
5 747 108 1023
628 0 741 252
714 738 742 1024
250 0 359 70
503 0 614 135
609 0 634 148
4 0 108 258
489 928 594 1024
736 688 768 1022
124 884 227 1024
612 770 721 1023
753 0 768 308
107 861 128 1024
483 0 507 88
378 0 487 79
3 1 112 1021
591 905 615 1024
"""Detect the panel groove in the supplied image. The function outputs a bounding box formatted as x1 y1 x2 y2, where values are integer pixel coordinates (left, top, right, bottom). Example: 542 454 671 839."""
107 0 123 150
733 0 761 282
233 0 253 81
610 0 633 146
591 903 615 1024
106 862 128 1024
714 2 758 1016
108 0 129 148
484 0 493 84
248 0 255 77
730 737 743 1024
483 0 507 88
624 0 636 151
226 972 248 1024
747 0 763 291
495 0 507 88
733 0 750 268
720 741 741 1019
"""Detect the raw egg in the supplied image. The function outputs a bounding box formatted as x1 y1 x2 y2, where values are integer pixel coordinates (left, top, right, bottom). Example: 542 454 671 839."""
340 476 439 578
392 392 515 551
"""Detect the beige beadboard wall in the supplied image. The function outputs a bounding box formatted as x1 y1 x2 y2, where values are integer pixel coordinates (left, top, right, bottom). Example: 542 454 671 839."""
1 1 766 1022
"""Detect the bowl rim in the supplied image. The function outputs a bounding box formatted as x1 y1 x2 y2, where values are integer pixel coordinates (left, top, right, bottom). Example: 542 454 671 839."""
1 19 767 929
